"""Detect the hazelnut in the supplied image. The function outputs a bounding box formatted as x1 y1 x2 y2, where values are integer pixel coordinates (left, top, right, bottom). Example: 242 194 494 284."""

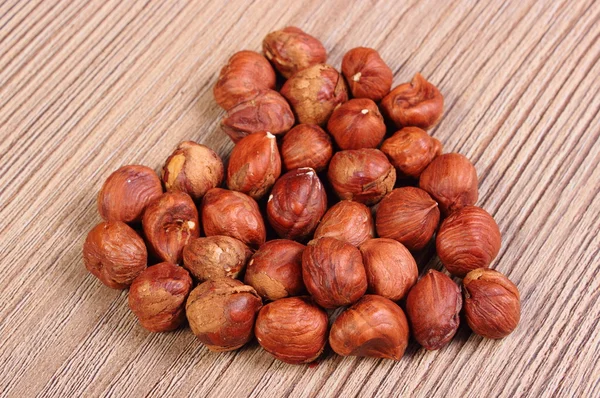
162 141 224 200
419 153 478 216
329 295 409 360
97 165 162 224
437 206 501 277
142 192 199 264
227 131 282 200
281 124 333 172
463 268 520 339
183 236 252 282
302 237 367 309
359 238 418 301
262 27 327 78
375 187 440 251
213 50 276 110
327 98 386 150
381 73 444 129
255 296 328 364
186 277 262 351
266 168 327 241
201 188 266 248
327 148 396 206
83 221 147 289
341 47 393 102
221 90 295 143
128 262 192 332
244 239 306 301
280 64 348 126
406 270 462 350
380 127 442 178
313 200 374 246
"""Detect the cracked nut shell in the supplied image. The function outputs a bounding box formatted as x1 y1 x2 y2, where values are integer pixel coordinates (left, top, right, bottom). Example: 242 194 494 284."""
314 200 374 247
341 47 393 102
183 236 252 282
262 27 327 78
281 124 333 172
381 127 442 178
327 98 386 150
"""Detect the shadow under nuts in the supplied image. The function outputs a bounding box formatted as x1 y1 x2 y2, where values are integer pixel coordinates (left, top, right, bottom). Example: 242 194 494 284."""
281 124 333 172
406 270 462 350
302 237 367 309
463 268 520 339
327 98 386 150
83 221 147 289
437 206 501 277
329 295 409 360
380 127 442 178
183 236 252 282
341 47 393 102
128 262 192 332
186 277 262 352
142 192 199 264
255 296 328 364
313 200 374 247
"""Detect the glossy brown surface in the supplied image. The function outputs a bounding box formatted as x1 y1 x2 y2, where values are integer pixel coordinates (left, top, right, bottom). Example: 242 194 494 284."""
313 200 374 247
281 124 333 172
327 98 386 150
341 47 393 102
262 27 327 78
381 127 442 178
183 236 252 282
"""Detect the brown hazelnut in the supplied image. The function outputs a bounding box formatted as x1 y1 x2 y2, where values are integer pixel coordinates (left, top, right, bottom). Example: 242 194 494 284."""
381 73 444 129
419 153 478 216
97 165 162 224
281 124 333 172
341 47 393 102
327 148 396 206
255 296 328 364
221 90 295 143
359 238 418 301
213 50 276 110
406 270 462 350
380 127 442 178
262 27 327 78
83 221 147 289
437 206 501 277
183 236 252 282
162 141 224 200
227 131 282 200
375 187 440 251
280 64 348 126
266 168 327 241
201 188 266 248
327 98 386 150
244 239 306 301
142 192 199 264
463 268 520 339
186 277 262 351
302 237 367 309
313 200 374 246
128 262 192 332
329 295 409 360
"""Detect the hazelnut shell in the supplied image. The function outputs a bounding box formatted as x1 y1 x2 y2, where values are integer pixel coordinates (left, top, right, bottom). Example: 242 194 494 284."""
380 127 442 178
327 98 386 150
262 27 327 78
281 124 333 172
183 236 252 282
341 47 393 102
314 200 374 247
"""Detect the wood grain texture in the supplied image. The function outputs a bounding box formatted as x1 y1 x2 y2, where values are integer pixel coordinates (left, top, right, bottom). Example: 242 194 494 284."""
0 0 599 396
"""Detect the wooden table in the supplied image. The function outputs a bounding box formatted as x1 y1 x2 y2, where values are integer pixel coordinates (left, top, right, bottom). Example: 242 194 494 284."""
1 0 599 396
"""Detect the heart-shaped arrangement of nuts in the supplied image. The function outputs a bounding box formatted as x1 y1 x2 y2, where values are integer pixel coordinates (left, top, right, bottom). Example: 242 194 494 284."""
83 27 521 363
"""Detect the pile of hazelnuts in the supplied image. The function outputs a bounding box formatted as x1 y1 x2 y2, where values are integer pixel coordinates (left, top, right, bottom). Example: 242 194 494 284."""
83 27 521 364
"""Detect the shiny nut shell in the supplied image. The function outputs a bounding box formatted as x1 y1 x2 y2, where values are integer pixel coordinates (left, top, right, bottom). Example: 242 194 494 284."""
380 127 442 178
341 47 393 102
314 200 374 246
183 236 252 282
281 124 333 172
262 27 327 78
327 98 386 150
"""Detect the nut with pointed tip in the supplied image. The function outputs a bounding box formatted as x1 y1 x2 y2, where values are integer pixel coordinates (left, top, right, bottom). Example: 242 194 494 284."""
186 277 262 351
262 27 327 78
327 98 386 150
329 295 409 360
83 221 147 289
142 192 199 264
97 165 163 224
328 149 396 206
314 200 374 246
266 168 327 241
406 270 462 350
227 131 282 200
381 127 442 178
463 268 520 339
341 47 393 102
375 187 440 251
128 262 192 332
162 141 224 200
201 188 266 248
281 124 333 172
244 239 306 301
183 236 252 282
381 73 444 129
437 206 501 277
419 153 478 216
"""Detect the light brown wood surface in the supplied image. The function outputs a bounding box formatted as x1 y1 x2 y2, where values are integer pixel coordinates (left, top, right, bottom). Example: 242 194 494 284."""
1 0 599 396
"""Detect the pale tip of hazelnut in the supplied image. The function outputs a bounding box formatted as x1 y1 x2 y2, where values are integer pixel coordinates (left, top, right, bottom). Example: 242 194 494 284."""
127 179 131 183
352 72 361 82
187 221 196 229
266 132 275 139
268 194 273 202
249 259 254 266
361 109 369 114
298 167 315 176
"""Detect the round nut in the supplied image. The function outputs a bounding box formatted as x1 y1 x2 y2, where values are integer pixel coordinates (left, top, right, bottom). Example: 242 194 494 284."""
314 200 374 247
380 127 442 178
183 236 252 282
281 124 333 172
327 98 386 150
341 47 393 102
262 27 327 78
